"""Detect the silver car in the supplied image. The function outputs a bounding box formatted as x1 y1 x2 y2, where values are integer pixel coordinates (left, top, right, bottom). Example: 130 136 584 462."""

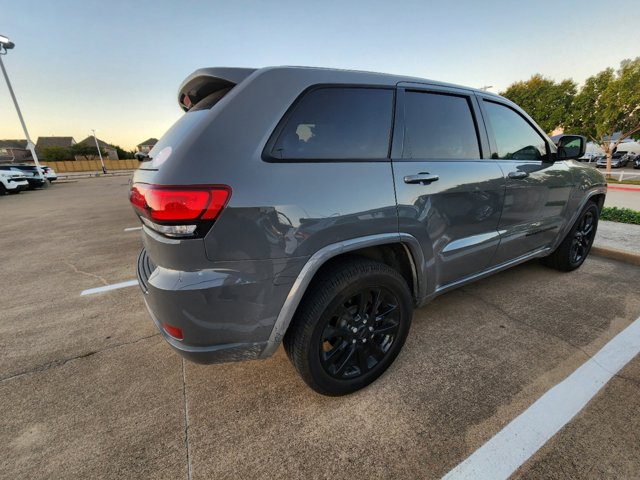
596 152 628 168
130 66 607 395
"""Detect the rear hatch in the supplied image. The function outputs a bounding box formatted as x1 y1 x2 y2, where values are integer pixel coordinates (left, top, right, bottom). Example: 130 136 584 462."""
130 68 256 269
136 67 256 173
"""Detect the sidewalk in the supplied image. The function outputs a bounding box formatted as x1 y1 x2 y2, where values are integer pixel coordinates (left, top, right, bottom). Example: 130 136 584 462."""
591 220 640 266
56 169 134 180
594 220 640 257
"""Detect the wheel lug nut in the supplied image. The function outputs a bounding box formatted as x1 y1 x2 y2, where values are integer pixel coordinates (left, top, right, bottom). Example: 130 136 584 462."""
352 327 358 333
363 319 367 324
369 326 373 331
352 339 356 344
362 338 367 343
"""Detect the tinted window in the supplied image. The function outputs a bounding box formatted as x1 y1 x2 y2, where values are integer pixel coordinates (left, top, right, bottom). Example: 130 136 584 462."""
190 87 233 112
271 87 394 160
483 101 548 160
403 92 480 159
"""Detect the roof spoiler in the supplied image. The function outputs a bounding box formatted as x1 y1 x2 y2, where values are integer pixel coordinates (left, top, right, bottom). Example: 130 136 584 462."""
177 67 256 111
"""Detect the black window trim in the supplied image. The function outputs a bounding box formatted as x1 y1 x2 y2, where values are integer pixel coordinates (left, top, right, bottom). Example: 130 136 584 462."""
262 84 397 163
479 97 553 162
392 86 488 162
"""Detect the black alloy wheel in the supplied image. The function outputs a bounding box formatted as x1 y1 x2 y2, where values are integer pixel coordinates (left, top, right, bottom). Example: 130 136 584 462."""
570 210 596 265
284 258 413 396
319 287 400 380
542 201 599 272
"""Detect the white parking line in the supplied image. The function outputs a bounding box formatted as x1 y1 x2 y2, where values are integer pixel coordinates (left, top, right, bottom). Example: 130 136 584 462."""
81 279 138 296
443 315 640 480
124 226 142 232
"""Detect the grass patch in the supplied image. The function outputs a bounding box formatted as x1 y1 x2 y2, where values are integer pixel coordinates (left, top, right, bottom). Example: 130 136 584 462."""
601 207 640 225
606 178 640 186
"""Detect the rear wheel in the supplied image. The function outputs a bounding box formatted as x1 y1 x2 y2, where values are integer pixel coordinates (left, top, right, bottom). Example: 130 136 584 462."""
284 258 413 396
542 202 599 271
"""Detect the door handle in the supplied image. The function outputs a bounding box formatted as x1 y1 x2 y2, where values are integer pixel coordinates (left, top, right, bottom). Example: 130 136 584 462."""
403 173 440 185
508 171 529 179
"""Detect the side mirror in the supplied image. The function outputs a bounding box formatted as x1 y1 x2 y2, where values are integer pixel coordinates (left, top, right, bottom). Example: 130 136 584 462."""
555 135 586 160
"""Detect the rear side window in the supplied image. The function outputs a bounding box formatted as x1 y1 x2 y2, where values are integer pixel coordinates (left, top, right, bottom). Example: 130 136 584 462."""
269 87 394 160
402 91 480 159
483 101 548 160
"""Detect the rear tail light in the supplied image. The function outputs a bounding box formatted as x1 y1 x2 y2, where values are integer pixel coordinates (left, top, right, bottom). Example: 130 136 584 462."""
129 184 231 238
162 323 184 340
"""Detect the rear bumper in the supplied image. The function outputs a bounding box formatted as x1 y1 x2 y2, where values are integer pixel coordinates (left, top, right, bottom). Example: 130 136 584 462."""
26 178 46 188
5 180 28 191
136 248 305 364
143 296 267 363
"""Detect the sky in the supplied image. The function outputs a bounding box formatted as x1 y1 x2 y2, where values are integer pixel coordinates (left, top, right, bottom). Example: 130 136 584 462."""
1 0 639 150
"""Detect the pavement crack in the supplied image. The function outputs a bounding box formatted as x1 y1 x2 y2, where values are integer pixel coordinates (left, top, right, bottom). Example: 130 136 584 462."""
0 333 159 383
65 261 109 286
182 358 193 480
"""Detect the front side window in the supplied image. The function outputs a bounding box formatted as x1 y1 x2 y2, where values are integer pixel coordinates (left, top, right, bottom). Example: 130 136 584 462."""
402 91 480 159
483 101 548 160
270 87 394 160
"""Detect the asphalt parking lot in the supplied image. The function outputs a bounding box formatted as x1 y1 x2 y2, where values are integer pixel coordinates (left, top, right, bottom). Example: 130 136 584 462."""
2 176 640 479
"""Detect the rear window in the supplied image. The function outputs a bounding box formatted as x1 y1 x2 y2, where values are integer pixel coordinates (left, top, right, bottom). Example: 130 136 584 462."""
137 110 210 170
189 87 233 112
268 87 394 161
402 91 480 159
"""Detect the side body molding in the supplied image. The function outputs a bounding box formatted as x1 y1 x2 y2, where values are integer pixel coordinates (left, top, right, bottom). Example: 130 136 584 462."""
259 232 425 358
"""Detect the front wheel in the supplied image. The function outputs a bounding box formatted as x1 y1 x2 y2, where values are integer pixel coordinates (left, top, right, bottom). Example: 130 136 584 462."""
284 258 413 396
542 202 599 271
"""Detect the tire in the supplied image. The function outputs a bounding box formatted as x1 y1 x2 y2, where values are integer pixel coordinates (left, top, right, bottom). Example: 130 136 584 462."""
0 184 6 195
541 202 599 272
284 258 413 396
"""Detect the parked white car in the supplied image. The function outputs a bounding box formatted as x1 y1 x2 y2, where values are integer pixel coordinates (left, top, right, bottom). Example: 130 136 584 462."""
0 169 29 194
41 165 58 182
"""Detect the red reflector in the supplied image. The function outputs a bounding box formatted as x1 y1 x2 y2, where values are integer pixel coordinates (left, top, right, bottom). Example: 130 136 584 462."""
162 323 183 340
129 184 231 223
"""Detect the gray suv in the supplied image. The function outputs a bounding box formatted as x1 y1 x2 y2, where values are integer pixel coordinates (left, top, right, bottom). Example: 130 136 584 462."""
130 66 607 395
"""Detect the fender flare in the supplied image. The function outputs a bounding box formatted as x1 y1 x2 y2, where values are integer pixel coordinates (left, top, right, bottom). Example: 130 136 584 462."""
552 185 608 251
259 232 424 358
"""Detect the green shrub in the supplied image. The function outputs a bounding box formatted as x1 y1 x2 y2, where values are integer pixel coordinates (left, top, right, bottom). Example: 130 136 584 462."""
606 178 640 186
601 207 640 225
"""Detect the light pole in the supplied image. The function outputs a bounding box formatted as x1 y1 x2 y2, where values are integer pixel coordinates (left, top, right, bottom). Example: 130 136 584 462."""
91 129 107 174
0 34 46 183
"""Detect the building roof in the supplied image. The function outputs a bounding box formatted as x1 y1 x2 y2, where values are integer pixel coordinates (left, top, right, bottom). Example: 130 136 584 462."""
0 139 28 149
36 136 75 147
137 138 158 148
78 136 115 149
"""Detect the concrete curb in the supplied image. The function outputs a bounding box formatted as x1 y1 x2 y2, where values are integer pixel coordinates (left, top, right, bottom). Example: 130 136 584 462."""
591 246 640 267
608 184 640 192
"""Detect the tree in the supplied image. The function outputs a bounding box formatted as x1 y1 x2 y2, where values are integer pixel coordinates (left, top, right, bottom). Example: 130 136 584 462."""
38 146 70 161
500 74 577 134
113 145 136 159
70 143 105 160
567 58 640 172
